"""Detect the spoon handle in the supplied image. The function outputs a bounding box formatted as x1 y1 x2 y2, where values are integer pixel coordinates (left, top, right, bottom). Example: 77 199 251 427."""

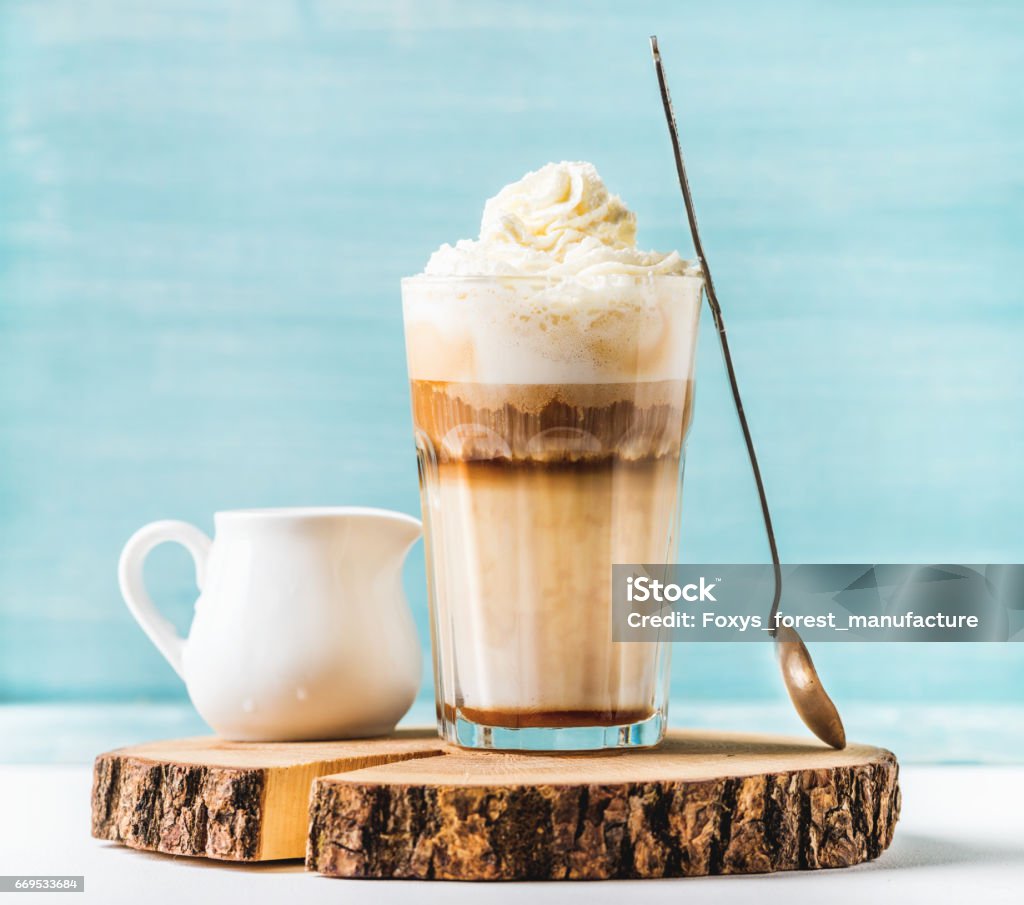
650 36 783 633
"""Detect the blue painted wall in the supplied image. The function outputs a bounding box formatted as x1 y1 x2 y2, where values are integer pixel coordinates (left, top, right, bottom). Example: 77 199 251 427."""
1 1 1022 709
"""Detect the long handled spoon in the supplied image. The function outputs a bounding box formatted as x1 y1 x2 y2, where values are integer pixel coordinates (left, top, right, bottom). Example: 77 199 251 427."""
650 36 846 749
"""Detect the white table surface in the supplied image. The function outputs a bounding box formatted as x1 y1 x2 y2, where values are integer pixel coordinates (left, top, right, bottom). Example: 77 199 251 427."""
2 765 1022 904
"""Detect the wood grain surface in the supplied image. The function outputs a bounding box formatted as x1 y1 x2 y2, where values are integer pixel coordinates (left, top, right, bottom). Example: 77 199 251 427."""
308 729 900 880
91 731 446 860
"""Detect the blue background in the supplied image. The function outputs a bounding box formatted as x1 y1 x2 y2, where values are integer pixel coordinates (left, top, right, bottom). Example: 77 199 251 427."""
1 0 1021 759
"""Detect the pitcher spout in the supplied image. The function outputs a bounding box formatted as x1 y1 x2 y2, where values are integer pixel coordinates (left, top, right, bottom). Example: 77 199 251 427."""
345 507 422 565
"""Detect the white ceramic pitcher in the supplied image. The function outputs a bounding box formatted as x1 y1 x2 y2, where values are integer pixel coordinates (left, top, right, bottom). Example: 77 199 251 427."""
118 507 423 741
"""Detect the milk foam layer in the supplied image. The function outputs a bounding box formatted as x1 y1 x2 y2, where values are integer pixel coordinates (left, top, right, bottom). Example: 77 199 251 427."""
404 162 702 386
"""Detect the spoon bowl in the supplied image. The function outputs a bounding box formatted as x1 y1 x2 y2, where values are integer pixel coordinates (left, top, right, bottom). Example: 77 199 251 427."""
775 626 846 749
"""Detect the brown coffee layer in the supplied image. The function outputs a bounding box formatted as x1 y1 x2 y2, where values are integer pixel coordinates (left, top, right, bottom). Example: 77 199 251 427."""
411 379 693 464
452 705 655 729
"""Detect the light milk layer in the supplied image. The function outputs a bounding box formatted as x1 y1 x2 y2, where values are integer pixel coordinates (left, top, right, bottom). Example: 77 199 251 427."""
403 275 702 386
428 459 680 718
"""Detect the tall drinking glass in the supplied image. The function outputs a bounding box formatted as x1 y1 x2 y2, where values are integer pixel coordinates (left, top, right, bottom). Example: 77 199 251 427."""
402 273 702 750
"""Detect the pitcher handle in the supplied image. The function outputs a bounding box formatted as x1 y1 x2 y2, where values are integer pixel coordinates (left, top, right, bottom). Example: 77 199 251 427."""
118 520 212 679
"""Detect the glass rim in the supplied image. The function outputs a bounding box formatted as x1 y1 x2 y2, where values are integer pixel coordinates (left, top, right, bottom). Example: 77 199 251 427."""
401 271 704 287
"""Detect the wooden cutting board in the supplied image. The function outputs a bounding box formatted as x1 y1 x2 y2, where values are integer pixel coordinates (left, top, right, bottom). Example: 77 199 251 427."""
91 731 446 861
92 729 900 878
307 729 900 880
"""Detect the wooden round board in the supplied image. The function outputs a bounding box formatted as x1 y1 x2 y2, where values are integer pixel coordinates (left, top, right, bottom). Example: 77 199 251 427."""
91 731 447 861
307 729 900 881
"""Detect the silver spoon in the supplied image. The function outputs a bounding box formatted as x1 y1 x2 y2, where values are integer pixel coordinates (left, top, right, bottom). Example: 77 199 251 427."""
650 36 846 749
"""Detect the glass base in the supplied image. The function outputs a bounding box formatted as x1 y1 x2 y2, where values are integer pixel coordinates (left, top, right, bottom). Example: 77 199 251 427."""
443 710 666 752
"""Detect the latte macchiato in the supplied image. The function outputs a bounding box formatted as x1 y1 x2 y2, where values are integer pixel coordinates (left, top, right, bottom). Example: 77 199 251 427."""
403 162 702 749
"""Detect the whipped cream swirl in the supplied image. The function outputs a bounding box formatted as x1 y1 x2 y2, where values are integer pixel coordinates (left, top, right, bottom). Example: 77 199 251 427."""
423 161 692 279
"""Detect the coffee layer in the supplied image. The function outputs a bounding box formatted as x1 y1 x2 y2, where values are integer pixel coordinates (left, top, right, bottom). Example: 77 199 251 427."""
451 705 653 729
411 379 693 465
